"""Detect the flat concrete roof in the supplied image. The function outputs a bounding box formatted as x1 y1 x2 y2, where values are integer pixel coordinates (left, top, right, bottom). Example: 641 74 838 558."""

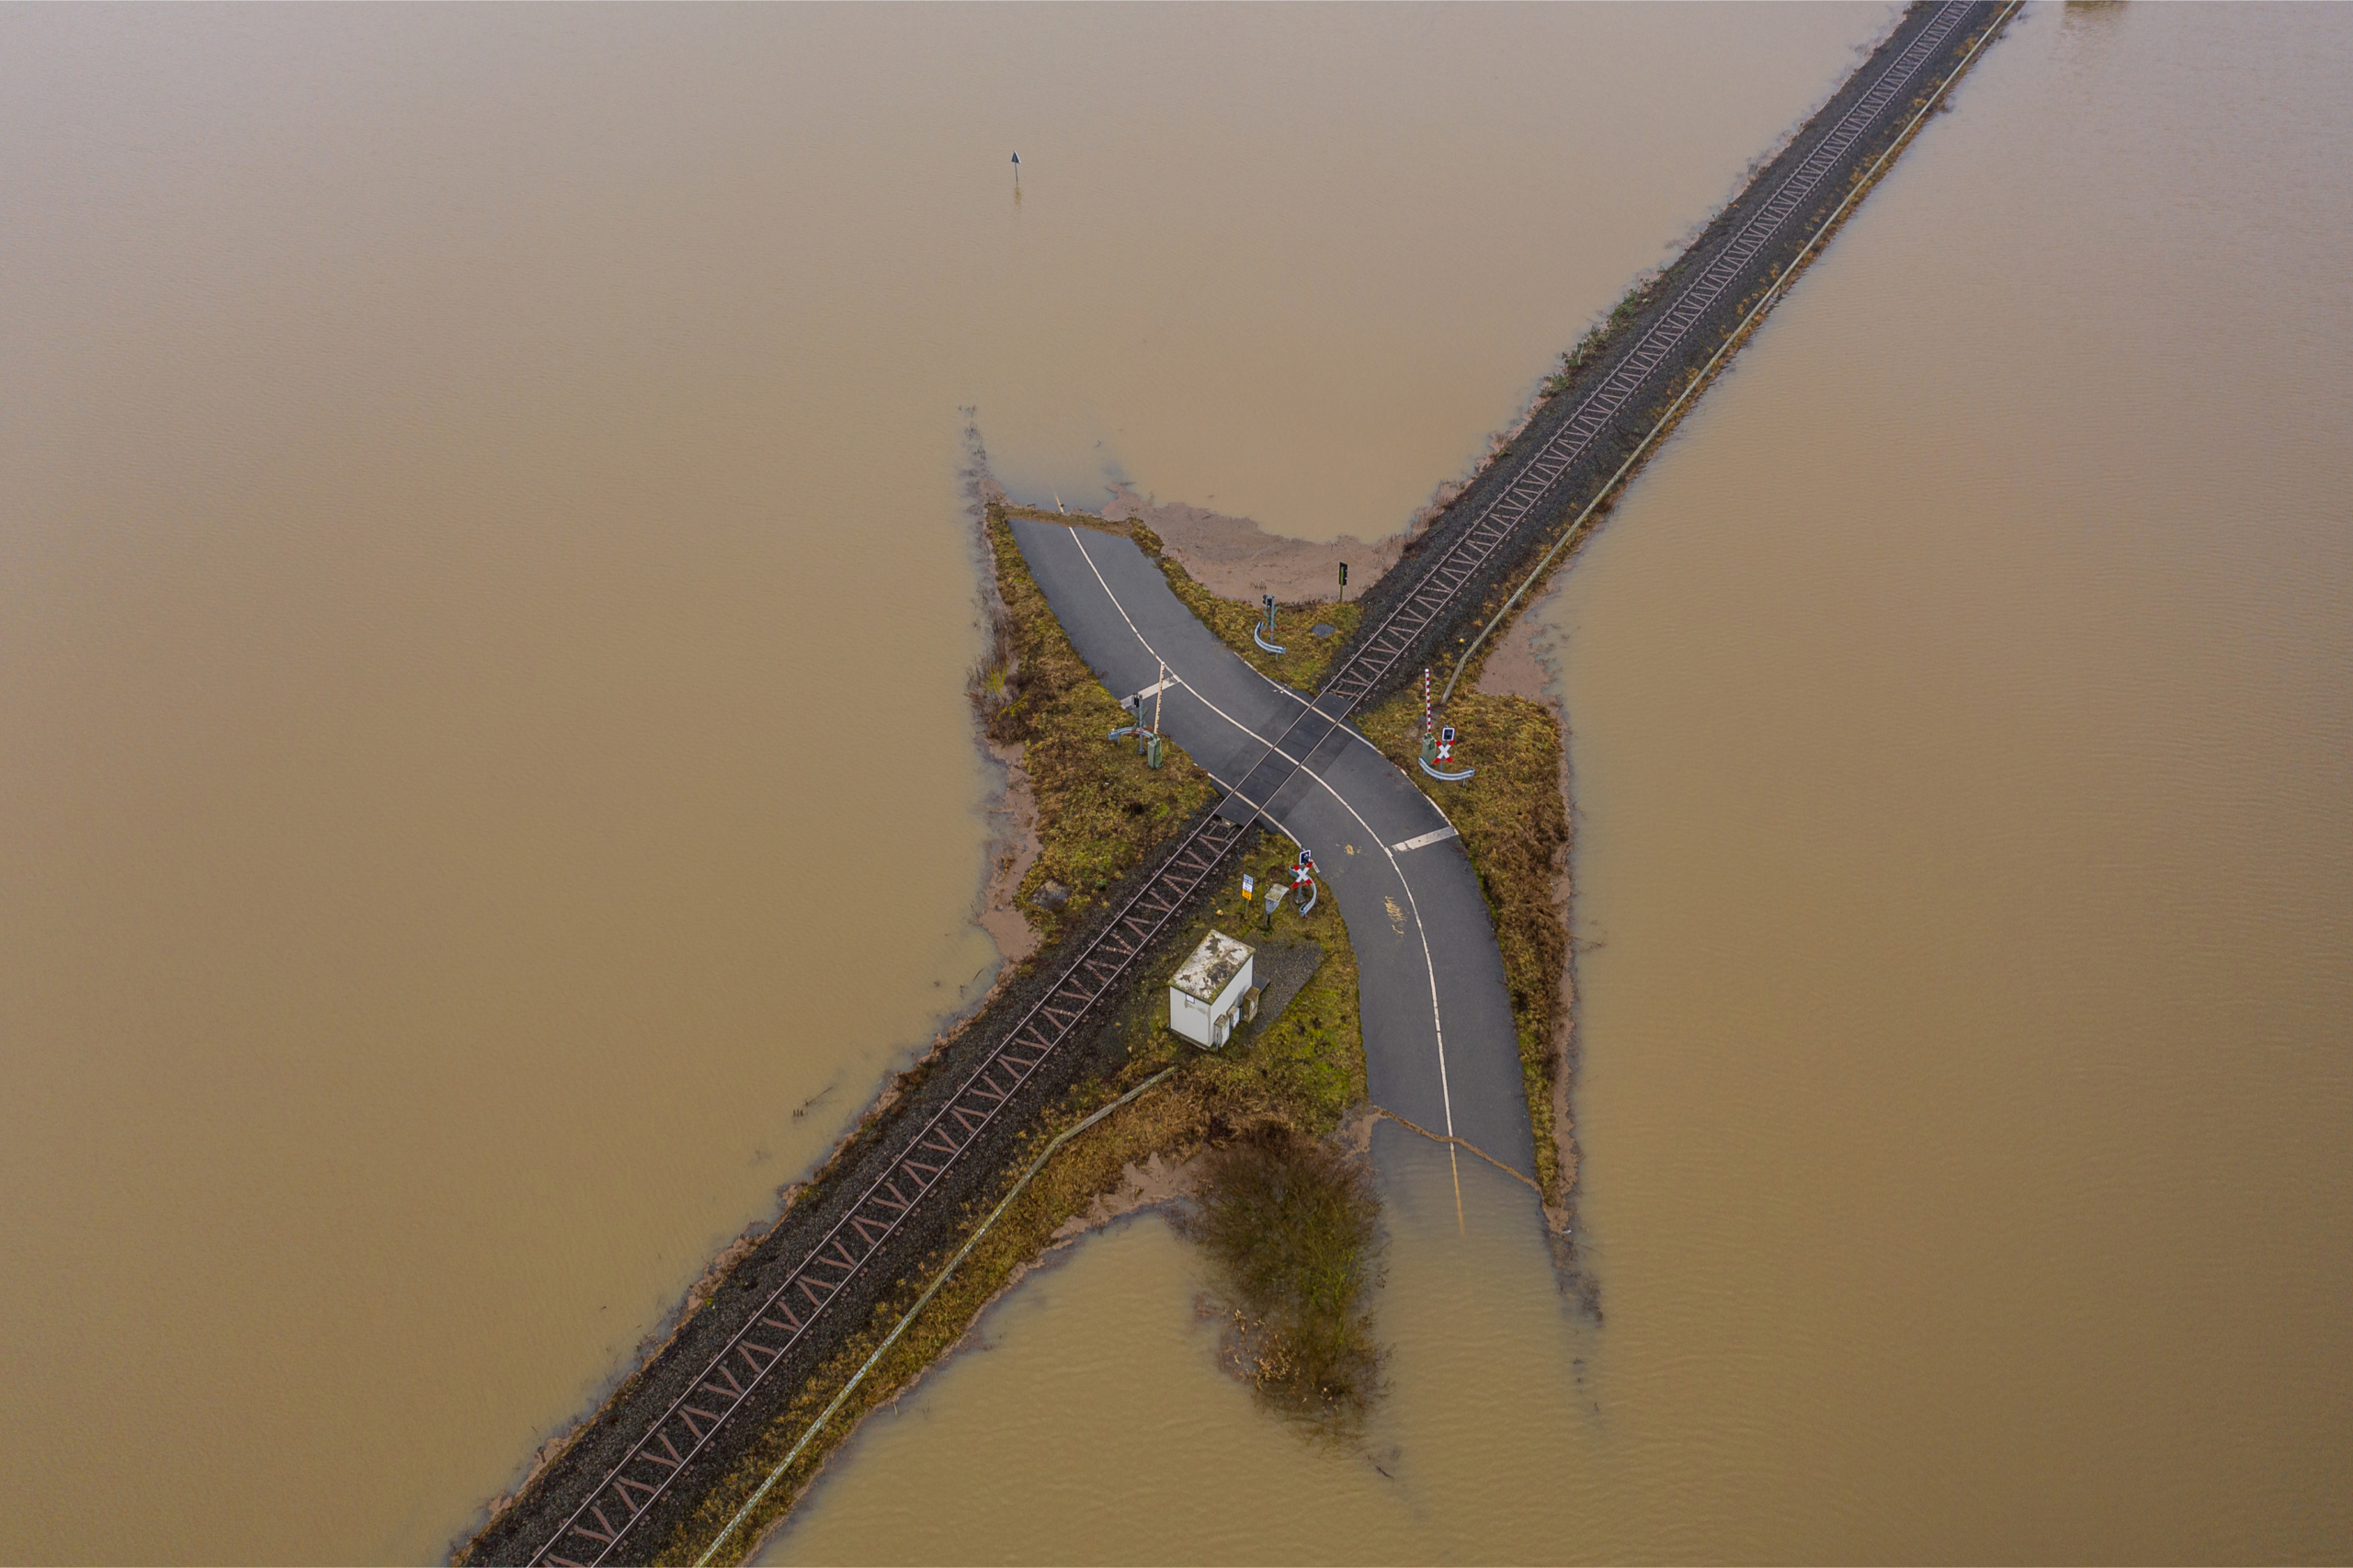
1171 928 1253 1003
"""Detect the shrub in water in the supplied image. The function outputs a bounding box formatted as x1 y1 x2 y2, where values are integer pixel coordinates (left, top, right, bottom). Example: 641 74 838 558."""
1179 1126 1385 1429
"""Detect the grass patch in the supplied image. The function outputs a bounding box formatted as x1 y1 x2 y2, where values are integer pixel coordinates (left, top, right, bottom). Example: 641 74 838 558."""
1541 269 1664 397
1355 689 1572 1209
1091 828 1367 1128
661 828 1370 1563
979 505 1221 945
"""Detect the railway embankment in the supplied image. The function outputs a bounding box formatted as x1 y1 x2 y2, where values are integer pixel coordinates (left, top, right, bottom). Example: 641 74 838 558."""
1343 0 2017 711
462 504 1371 1567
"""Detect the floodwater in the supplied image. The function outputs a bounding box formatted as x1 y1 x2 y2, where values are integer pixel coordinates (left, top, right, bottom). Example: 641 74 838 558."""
767 6 2353 1565
0 6 1896 1562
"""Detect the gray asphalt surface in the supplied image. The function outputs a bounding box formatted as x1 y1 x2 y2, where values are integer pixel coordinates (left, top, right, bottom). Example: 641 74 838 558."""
1013 517 1536 1176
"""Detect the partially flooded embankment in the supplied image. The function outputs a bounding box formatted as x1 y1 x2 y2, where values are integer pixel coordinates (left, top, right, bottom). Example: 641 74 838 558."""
469 6 2027 1556
776 6 2353 1560
462 477 1381 1564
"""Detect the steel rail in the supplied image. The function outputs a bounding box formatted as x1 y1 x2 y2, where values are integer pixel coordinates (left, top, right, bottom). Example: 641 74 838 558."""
533 812 1244 1565
1438 0 2021 708
1313 0 1978 718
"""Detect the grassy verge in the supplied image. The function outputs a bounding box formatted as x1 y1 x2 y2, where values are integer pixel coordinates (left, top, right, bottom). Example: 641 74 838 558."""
1355 690 1572 1210
978 505 1220 944
656 823 1368 1562
1090 827 1366 1130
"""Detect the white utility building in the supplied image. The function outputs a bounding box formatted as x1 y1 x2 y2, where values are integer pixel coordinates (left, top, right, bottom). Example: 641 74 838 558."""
1169 929 1256 1049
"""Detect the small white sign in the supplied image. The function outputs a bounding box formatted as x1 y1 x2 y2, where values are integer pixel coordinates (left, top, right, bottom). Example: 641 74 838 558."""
1241 874 1255 900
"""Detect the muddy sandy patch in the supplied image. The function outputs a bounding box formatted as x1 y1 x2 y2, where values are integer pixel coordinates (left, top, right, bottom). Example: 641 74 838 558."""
1100 483 1404 604
974 736 1041 966
1474 597 1563 706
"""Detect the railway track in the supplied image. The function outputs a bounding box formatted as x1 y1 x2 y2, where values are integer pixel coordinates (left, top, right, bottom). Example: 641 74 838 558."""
531 814 1245 1566
1326 0 1983 713
491 6 2001 1561
1219 0 1984 816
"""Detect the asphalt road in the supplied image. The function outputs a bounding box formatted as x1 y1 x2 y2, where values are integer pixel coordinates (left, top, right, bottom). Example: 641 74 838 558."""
1012 517 1536 1176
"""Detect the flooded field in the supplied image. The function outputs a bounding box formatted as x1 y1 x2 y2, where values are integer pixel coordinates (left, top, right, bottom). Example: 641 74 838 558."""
0 6 1894 1562
765 6 2353 1562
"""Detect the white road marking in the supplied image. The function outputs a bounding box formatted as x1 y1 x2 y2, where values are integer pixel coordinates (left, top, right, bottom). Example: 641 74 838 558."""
1066 531 1305 768
1391 825 1460 854
1064 526 1461 1139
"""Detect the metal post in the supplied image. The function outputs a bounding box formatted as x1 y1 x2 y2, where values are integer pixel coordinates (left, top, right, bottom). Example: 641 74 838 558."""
1145 662 1165 767
1253 594 1287 655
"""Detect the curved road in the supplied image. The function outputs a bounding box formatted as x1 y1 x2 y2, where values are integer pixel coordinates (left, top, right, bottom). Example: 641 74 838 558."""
1012 517 1537 1176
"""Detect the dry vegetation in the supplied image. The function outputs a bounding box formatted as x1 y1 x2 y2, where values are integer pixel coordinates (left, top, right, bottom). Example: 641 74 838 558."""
975 505 1220 944
1176 1126 1385 1432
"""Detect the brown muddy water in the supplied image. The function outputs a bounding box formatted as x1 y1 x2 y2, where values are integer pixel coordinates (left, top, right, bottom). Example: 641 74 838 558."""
0 6 1898 1562
765 6 2353 1565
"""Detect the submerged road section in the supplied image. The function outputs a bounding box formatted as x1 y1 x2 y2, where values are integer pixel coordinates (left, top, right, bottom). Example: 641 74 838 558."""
470 6 2013 1561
